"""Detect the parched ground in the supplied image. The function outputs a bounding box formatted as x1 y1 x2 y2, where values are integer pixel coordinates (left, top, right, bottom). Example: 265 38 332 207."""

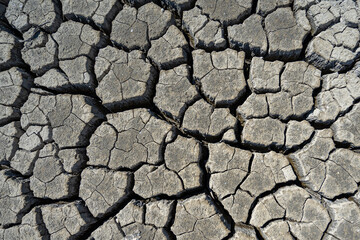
0 0 360 239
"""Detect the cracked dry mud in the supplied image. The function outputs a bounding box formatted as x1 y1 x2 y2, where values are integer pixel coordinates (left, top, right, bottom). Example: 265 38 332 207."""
0 0 360 240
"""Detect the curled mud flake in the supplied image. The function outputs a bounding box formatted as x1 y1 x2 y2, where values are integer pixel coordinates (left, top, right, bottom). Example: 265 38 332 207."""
331 103 360 148
0 169 36 227
148 25 188 70
228 14 268 56
265 8 309 61
182 7 226 50
95 47 156 111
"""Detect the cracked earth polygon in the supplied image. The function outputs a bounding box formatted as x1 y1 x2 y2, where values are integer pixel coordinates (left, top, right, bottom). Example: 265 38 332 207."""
1 0 360 239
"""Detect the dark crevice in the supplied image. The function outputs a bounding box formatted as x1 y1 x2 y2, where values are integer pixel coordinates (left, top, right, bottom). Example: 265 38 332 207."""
200 144 236 240
19 61 40 81
0 113 20 127
290 0 295 12
251 0 258 14
159 0 197 21
324 190 358 202
102 97 153 115
278 59 287 80
156 95 202 127
112 27 151 53
303 74 323 122
241 139 285 153
254 227 265 240
321 219 332 240
299 32 312 60
148 103 181 128
319 67 335 76
1 164 32 180
338 58 359 74
142 188 207 201
288 226 299 240
52 0 64 20
123 0 162 9
194 80 215 106
216 199 235 240
237 154 255 191
163 200 177 240
308 97 360 130
221 138 277 154
0 19 24 40
223 25 230 49
1 222 22 229
228 80 251 117
323 232 342 240
86 163 135 173
158 130 174 164
75 171 134 238
308 121 334 130
31 84 101 102
105 36 132 53
182 126 234 143
233 120 243 144
34 207 51 239
261 217 286 229
32 196 83 207
0 43 28 72
283 130 316 155
75 194 134 240
243 58 251 81
199 142 210 192
333 141 353 150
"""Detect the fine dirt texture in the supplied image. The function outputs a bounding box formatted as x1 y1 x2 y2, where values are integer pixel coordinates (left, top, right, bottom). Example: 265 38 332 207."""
1 0 360 239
